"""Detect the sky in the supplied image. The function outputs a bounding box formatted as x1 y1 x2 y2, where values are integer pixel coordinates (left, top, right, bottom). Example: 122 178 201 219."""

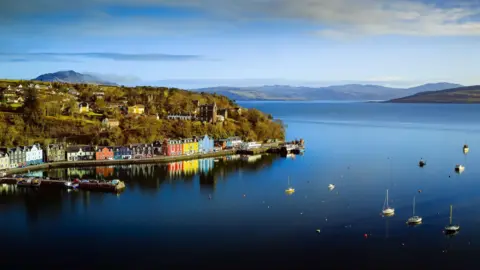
1 0 480 88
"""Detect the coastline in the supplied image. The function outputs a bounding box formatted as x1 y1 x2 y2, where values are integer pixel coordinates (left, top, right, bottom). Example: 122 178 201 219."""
3 145 281 176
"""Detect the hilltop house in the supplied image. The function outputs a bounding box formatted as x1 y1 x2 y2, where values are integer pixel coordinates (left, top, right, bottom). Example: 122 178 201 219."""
45 144 66 162
95 147 114 160
79 102 90 113
218 109 228 119
128 105 145 115
167 114 192 121
66 146 95 161
113 146 132 160
26 143 43 165
93 92 105 99
197 135 214 153
102 118 120 128
0 151 9 171
198 103 217 123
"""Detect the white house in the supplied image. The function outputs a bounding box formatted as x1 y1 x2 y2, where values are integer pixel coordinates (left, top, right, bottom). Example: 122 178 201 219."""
26 144 43 165
66 146 95 161
0 152 9 170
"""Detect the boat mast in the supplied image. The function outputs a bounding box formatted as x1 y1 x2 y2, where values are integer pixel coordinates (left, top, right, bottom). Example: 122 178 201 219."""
413 196 416 216
450 205 453 225
386 189 389 208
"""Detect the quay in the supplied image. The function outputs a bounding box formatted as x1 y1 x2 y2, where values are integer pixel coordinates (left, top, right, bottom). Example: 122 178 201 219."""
0 177 126 193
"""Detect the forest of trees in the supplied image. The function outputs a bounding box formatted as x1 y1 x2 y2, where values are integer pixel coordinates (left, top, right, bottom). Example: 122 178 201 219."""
0 81 285 147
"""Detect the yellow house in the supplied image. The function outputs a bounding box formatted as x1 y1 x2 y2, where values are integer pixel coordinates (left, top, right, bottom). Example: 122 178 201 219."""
182 138 199 155
128 105 145 115
78 102 90 113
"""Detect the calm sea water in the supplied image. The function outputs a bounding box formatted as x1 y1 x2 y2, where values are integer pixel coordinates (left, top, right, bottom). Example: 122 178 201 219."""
2 102 480 269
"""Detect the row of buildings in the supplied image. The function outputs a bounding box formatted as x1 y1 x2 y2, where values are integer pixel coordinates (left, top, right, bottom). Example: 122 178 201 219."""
0 136 248 171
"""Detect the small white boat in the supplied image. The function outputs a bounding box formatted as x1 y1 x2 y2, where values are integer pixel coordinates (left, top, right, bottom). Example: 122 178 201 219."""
463 144 469 154
328 184 335 190
407 196 422 225
285 176 295 194
382 189 395 216
455 164 465 173
445 205 460 234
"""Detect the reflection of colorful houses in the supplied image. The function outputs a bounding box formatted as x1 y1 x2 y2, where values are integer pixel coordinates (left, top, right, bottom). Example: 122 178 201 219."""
163 139 183 156
95 147 114 160
183 160 199 174
199 158 214 173
96 167 114 178
182 138 198 155
168 161 183 176
67 168 93 178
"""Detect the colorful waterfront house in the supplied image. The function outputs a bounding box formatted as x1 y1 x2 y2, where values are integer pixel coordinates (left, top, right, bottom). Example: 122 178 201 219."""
3 146 27 168
153 141 163 156
197 135 214 153
130 144 154 158
95 146 114 160
199 158 214 173
128 105 145 115
162 139 183 156
0 151 9 171
66 146 95 161
25 143 43 165
45 144 66 162
220 136 243 149
181 138 198 155
113 146 132 160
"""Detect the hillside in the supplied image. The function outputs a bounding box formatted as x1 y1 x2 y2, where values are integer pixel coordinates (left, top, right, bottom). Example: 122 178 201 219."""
0 80 285 147
194 83 462 101
34 70 117 86
388 85 480 103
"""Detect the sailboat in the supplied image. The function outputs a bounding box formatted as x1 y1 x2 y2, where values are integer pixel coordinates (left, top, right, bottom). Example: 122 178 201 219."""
463 144 469 154
285 176 295 194
407 196 422 225
382 189 395 216
445 205 460 234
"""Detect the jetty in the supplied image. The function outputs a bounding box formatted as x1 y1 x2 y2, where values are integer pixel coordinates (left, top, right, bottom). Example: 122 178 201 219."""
0 177 126 193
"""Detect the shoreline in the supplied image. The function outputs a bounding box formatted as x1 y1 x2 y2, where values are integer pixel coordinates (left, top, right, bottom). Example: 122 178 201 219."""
4 149 240 176
3 145 280 176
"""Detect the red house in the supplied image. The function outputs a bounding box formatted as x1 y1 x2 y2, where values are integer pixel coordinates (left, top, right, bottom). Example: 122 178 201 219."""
162 139 183 156
96 147 114 160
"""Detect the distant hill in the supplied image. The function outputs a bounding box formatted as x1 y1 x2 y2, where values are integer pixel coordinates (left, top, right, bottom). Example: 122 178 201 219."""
33 70 117 86
194 83 462 101
388 85 480 103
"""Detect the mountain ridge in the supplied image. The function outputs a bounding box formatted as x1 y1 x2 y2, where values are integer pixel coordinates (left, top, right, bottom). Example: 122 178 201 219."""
193 82 463 101
33 70 118 86
388 85 480 103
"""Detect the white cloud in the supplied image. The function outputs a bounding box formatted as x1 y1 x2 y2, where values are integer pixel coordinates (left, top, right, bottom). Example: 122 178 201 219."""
2 0 480 37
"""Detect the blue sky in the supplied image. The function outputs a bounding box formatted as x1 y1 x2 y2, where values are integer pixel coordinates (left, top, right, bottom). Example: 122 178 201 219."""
1 0 480 87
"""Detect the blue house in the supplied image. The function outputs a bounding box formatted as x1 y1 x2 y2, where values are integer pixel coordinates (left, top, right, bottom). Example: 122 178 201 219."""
198 135 214 153
113 146 132 160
